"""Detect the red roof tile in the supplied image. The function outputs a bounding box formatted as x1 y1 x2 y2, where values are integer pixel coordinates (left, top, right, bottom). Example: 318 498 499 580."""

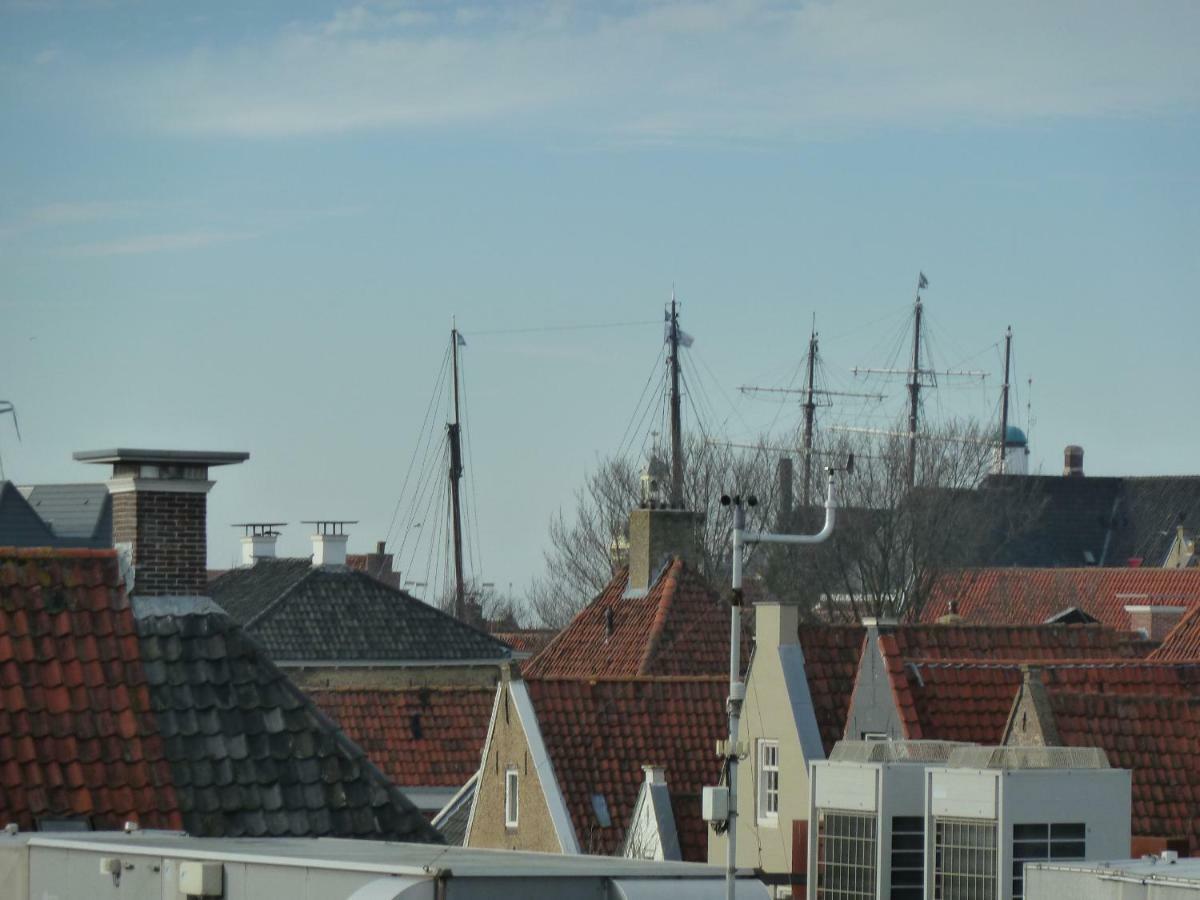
525 676 727 861
879 624 1156 663
491 630 559 656
1149 604 1200 661
926 568 1200 629
524 561 745 678
1051 691 1200 853
306 687 494 790
0 547 182 831
797 626 865 754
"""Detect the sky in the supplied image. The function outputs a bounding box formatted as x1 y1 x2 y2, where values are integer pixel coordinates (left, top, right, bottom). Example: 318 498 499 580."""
1 0 1198 609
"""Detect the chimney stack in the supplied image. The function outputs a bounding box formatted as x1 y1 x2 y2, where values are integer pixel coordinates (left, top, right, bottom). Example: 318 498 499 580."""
235 522 284 566
626 507 703 591
305 519 355 567
74 448 249 596
1063 445 1085 477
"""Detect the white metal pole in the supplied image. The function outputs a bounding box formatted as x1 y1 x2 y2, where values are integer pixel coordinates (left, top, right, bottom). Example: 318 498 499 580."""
723 468 840 900
726 504 745 900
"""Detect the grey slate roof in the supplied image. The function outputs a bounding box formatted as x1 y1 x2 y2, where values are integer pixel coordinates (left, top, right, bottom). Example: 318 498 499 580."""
21 483 111 546
975 474 1200 568
0 482 57 546
133 596 443 842
209 559 513 663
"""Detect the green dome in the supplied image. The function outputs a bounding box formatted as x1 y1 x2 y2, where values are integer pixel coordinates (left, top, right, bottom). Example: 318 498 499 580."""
1004 425 1028 445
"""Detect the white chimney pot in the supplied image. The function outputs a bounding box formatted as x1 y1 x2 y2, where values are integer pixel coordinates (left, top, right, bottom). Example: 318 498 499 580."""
312 533 348 567
241 534 278 566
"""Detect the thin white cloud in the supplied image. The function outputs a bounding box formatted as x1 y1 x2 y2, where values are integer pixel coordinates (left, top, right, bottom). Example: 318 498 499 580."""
0 201 129 238
65 229 257 256
73 0 1200 140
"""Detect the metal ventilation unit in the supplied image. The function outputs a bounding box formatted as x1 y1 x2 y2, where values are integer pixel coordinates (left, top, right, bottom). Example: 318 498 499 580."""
923 746 1130 900
807 740 967 900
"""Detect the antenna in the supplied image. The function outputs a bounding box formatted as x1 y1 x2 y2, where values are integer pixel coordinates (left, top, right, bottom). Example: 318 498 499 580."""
998 326 1013 471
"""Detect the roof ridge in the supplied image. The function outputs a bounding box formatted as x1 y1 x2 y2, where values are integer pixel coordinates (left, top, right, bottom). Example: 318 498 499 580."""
243 563 320 630
526 674 729 685
0 546 117 559
636 558 683 675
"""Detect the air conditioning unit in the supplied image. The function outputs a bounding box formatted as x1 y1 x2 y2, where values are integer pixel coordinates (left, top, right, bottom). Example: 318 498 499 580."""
807 740 966 900
923 746 1131 900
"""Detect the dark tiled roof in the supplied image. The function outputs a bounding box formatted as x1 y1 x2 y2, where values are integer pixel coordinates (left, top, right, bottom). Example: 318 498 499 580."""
525 677 727 861
21 484 111 547
305 687 493 789
926 568 1200 629
797 625 865 754
0 548 180 831
0 483 58 548
0 547 441 843
972 474 1200 568
524 560 744 679
210 560 511 663
136 602 440 841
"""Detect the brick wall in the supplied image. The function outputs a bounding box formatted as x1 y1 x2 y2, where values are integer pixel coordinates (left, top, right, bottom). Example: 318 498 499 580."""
112 490 207 596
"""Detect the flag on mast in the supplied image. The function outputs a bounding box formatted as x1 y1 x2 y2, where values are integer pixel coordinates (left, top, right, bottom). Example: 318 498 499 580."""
918 272 929 290
663 311 694 348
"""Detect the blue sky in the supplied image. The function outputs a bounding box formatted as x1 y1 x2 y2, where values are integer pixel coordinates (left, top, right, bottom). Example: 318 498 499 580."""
2 0 1198 603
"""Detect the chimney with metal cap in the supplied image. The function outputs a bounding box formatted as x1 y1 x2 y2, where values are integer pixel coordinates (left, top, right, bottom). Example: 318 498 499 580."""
74 447 249 596
305 520 355 567
1063 445 1084 477
235 522 284 566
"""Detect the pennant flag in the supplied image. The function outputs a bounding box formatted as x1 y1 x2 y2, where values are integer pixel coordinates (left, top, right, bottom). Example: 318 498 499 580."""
455 333 468 347
918 272 929 290
663 322 695 348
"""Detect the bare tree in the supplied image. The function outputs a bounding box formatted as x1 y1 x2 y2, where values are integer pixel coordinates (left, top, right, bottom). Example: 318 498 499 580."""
761 418 1042 621
528 434 779 627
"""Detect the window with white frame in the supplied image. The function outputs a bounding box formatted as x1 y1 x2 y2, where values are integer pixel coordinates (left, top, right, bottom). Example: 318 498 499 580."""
757 739 780 823
504 767 519 828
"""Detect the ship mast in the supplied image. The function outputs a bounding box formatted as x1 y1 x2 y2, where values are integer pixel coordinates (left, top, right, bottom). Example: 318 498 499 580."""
667 295 685 508
998 326 1013 471
447 326 467 622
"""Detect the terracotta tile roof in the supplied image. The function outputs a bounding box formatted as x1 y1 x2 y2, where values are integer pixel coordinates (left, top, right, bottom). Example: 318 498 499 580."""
306 687 494 789
524 676 727 861
0 547 441 842
797 626 865 754
925 567 1200 629
524 560 744 679
880 624 1156 663
886 658 1200 743
1050 691 1200 853
491 629 558 656
0 547 180 831
1149 604 1200 660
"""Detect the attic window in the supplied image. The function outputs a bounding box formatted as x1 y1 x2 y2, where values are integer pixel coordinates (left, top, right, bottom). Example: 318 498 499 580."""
591 793 612 828
504 767 519 829
37 818 91 832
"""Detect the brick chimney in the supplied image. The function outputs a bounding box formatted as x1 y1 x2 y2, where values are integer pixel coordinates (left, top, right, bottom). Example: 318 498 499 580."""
627 507 703 591
1063 444 1084 477
1124 603 1188 640
74 448 249 596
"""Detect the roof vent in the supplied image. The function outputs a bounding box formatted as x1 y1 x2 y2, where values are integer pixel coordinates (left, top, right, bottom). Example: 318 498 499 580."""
304 520 356 567
948 745 1110 770
234 522 284 565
